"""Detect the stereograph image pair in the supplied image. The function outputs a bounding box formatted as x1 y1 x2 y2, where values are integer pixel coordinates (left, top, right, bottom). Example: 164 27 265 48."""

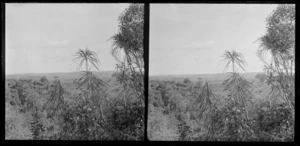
5 3 295 141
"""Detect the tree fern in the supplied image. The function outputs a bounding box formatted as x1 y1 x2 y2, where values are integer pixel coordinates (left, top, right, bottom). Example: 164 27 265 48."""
222 72 253 121
221 50 253 122
73 48 107 122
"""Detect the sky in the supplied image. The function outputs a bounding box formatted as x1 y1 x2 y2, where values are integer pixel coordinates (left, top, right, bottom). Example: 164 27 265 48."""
5 3 130 75
150 4 278 76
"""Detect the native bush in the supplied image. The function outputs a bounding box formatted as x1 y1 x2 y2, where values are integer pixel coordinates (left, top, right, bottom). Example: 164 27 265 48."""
5 102 32 140
183 78 192 84
255 102 294 141
210 99 258 141
108 100 144 140
255 73 268 83
40 76 48 83
60 98 112 140
148 107 180 141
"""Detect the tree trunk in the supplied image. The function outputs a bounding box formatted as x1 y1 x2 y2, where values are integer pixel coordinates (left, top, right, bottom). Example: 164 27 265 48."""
244 104 249 121
123 91 127 107
233 60 235 73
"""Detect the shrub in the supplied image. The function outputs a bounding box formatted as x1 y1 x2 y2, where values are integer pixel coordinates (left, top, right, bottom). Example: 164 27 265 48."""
30 110 45 140
40 76 48 83
210 100 257 141
148 108 180 141
5 102 32 140
255 73 267 82
183 78 191 84
256 102 294 141
108 101 144 140
60 100 109 140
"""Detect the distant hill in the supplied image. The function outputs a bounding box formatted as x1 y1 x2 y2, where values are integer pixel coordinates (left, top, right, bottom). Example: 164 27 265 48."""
6 71 115 81
6 71 262 84
150 72 262 82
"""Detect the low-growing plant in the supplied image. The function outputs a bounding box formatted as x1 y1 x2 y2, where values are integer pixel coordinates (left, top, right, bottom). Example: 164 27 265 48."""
255 102 294 141
210 99 258 141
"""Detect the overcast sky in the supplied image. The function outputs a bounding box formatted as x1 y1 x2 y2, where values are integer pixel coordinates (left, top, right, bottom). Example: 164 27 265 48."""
150 4 278 76
6 3 129 75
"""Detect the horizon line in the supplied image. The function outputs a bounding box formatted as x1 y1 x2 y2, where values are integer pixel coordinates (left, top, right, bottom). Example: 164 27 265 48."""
5 70 116 76
6 71 265 76
149 71 264 76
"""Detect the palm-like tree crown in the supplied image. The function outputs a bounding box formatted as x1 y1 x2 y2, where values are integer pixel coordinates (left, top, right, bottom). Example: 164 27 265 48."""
110 4 144 71
73 48 100 72
221 50 247 73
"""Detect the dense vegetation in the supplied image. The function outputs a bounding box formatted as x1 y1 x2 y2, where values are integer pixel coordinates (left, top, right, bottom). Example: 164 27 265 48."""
148 4 294 141
5 4 295 141
5 4 144 140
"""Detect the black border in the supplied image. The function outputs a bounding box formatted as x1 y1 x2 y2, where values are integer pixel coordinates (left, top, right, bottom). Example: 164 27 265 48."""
144 2 149 141
1 1 299 146
1 1 6 144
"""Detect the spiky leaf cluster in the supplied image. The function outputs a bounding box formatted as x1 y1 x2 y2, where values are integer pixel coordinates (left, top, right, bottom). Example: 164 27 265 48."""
110 4 144 107
73 48 107 121
257 4 295 110
221 50 247 73
111 4 144 69
74 48 100 71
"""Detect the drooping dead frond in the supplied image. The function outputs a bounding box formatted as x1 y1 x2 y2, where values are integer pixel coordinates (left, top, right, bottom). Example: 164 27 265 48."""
43 79 65 118
222 72 253 120
76 71 107 90
223 73 253 99
190 82 215 139
196 82 213 119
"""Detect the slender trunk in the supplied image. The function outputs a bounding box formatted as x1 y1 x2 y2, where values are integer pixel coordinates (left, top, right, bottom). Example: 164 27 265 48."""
233 60 235 73
99 102 104 121
244 103 249 121
168 98 171 113
282 58 289 76
239 91 249 121
268 94 272 107
123 89 127 107
86 59 91 100
286 95 293 110
86 58 88 72
290 59 294 77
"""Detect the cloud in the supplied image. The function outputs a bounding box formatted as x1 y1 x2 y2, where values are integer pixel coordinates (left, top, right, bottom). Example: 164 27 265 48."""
42 39 70 47
170 4 178 13
185 40 214 49
169 4 179 21
110 4 130 14
196 40 214 48
243 4 278 14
